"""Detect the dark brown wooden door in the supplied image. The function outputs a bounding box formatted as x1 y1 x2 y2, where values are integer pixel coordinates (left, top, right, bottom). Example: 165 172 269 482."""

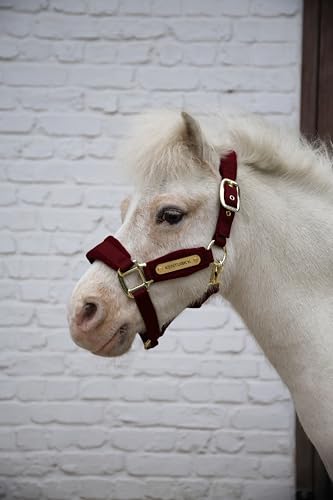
297 1 333 499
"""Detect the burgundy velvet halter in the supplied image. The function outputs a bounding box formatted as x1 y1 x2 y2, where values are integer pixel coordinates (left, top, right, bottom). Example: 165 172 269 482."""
86 151 240 350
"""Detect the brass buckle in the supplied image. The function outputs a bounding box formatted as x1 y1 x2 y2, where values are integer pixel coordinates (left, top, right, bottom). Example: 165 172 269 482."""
207 242 227 286
220 178 240 212
118 261 153 299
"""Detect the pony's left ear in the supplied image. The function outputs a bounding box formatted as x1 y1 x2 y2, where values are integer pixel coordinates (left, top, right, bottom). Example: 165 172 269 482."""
181 111 210 163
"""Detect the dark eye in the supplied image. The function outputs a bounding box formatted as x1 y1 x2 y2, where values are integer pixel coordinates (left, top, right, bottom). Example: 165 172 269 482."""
156 206 186 225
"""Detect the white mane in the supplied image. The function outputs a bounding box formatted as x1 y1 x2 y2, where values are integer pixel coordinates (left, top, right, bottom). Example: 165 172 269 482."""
121 110 333 194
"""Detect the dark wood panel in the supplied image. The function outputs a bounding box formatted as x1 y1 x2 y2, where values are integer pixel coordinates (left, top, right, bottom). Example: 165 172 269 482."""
300 0 321 137
317 0 333 137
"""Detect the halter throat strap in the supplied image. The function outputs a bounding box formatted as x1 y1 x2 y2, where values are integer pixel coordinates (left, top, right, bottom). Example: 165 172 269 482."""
86 151 239 350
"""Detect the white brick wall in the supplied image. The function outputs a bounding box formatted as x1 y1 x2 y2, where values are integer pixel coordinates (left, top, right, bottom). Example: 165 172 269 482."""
0 1 302 499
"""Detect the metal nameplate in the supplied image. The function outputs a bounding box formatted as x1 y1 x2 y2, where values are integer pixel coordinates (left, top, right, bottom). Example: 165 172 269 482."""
155 255 201 275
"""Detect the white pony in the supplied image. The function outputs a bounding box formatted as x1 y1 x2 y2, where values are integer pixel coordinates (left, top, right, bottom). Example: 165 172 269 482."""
68 110 333 477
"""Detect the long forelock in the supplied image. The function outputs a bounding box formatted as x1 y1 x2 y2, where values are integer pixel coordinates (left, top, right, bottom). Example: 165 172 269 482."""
119 110 333 192
120 110 200 186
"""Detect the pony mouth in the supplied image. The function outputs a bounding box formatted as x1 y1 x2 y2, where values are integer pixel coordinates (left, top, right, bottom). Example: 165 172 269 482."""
93 324 128 356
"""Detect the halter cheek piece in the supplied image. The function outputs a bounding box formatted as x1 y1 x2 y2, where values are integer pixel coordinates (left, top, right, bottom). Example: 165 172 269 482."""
86 151 240 350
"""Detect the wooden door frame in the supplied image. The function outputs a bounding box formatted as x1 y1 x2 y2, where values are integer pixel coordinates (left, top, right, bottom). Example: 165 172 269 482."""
297 1 333 498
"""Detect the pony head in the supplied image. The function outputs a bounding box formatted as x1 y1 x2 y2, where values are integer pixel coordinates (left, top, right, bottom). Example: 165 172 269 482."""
68 111 228 356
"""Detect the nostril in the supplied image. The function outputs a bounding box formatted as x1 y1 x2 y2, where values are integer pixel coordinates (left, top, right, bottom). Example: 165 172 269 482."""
75 300 103 329
83 302 97 321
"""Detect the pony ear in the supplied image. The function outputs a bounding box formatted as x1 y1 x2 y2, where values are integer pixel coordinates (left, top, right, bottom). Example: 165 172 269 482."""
181 111 209 162
120 195 131 223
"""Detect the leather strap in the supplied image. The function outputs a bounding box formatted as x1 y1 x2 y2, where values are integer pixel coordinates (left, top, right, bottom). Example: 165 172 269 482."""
214 151 239 247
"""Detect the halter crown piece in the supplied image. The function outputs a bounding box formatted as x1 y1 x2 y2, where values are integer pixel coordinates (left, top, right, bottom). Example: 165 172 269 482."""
86 151 240 350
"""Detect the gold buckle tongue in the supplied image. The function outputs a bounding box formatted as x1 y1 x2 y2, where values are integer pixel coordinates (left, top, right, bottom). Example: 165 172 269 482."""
207 243 227 286
209 260 224 286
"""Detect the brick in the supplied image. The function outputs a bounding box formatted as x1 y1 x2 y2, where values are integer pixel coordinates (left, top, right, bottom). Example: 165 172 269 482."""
20 281 50 302
0 403 30 424
242 482 293 500
84 43 117 64
244 432 290 454
4 64 67 86
52 234 83 255
17 427 48 450
0 185 16 205
248 381 290 404
0 208 37 230
0 305 33 326
0 40 18 59
175 430 210 453
212 381 247 403
11 0 48 12
146 380 178 401
40 210 101 232
211 332 245 353
152 0 181 16
37 305 68 327
117 43 151 64
48 428 107 450
0 12 33 37
138 66 199 90
194 455 259 478
210 481 243 499
17 379 44 400
68 65 134 88
4 257 69 279
86 91 118 113
88 0 118 15
17 186 50 206
0 114 34 133
54 41 84 62
219 43 298 66
6 354 65 375
39 114 101 137
20 88 84 112
0 430 15 450
34 14 100 40
235 19 300 42
0 233 16 253
201 67 296 92
30 403 104 424
127 453 191 476
80 378 120 400
114 480 145 500
59 452 123 475
0 89 16 109
18 40 51 61
157 43 183 66
0 379 16 399
172 20 231 41
251 0 300 16
86 139 116 158
49 187 83 207
50 0 87 14
232 404 292 430
22 138 53 159
99 19 166 40
183 44 216 66
222 0 250 16
120 0 151 15
0 280 17 299
181 380 212 402
213 430 244 453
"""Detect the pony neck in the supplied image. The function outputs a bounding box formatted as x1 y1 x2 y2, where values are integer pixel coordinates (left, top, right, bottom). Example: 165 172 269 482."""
222 160 333 392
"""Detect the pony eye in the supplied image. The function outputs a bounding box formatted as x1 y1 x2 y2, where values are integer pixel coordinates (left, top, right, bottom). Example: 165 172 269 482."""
156 207 185 225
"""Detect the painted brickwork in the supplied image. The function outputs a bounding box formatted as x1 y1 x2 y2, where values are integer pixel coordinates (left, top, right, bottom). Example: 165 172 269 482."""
0 1 302 499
